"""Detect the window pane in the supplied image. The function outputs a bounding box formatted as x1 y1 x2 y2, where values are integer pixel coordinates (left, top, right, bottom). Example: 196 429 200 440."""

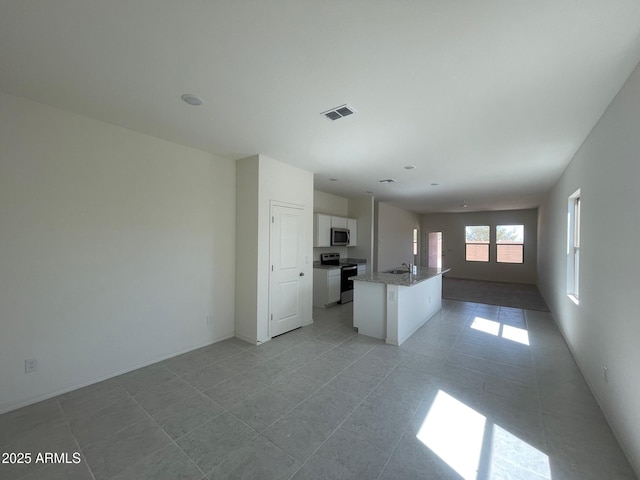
466 244 489 262
496 225 524 243
567 189 581 300
497 244 523 263
465 226 489 243
574 199 580 248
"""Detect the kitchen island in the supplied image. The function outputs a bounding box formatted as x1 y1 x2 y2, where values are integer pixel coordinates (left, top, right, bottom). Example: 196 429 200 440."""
351 266 450 346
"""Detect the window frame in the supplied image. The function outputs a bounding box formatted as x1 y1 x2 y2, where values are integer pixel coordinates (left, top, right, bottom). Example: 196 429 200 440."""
465 225 490 263
495 224 525 264
567 189 581 303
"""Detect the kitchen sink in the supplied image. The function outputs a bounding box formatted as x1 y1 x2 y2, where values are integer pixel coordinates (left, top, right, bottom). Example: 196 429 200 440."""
385 269 410 274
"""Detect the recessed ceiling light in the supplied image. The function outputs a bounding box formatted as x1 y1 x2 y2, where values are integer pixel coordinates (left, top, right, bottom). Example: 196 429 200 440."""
329 178 338 181
404 165 416 170
431 183 440 186
365 190 373 194
181 94 203 106
379 179 396 184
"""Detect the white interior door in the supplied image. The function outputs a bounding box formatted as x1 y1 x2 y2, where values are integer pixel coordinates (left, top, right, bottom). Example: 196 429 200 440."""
270 204 305 337
428 231 443 269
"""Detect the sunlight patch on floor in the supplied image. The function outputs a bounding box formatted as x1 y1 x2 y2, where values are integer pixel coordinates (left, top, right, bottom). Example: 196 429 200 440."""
416 390 486 479
470 317 501 336
417 389 550 479
491 424 551 478
501 324 529 345
471 317 530 346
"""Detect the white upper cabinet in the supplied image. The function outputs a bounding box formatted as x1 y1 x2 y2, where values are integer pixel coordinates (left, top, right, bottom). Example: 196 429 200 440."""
330 216 348 229
347 218 357 247
314 214 358 247
314 214 332 247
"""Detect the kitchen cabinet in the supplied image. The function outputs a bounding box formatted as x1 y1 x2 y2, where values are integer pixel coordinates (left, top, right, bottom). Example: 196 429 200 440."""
353 266 450 345
331 216 348 229
347 218 358 247
313 268 341 307
313 214 358 247
314 214 332 247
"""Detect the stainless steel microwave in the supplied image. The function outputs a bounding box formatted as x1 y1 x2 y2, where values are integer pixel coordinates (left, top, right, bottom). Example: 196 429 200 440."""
331 227 350 246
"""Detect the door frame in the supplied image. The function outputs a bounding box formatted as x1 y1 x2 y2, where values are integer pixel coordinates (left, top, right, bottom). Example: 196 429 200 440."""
268 200 305 339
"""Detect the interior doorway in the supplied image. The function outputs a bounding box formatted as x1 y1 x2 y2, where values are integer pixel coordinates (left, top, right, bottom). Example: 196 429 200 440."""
428 231 443 269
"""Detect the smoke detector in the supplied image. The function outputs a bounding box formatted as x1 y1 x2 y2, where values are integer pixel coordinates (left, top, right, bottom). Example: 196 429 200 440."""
321 104 357 121
379 179 396 184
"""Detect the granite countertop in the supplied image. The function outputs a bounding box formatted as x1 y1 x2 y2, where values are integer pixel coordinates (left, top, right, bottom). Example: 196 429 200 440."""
351 266 451 287
312 263 341 270
342 258 367 264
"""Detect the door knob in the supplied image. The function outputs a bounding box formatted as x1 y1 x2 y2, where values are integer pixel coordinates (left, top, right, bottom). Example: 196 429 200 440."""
299 272 305 276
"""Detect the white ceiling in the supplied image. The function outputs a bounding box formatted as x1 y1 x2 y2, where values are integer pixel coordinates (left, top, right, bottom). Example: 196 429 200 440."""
2 1 640 213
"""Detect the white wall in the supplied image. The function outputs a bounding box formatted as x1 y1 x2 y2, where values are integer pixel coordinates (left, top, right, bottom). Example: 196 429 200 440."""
0 93 236 413
537 63 640 474
235 158 260 343
236 155 314 344
376 202 420 272
313 190 348 216
421 209 538 284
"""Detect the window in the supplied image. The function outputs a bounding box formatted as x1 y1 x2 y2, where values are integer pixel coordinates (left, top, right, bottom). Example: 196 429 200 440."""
567 189 581 302
496 225 524 263
412 228 419 262
465 226 489 262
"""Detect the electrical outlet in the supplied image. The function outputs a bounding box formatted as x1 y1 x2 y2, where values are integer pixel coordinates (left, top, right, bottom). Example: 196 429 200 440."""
206 315 214 326
603 366 608 383
25 358 38 373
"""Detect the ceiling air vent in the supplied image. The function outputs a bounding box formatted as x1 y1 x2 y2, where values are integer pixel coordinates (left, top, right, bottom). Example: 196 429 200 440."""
379 179 396 184
321 104 356 121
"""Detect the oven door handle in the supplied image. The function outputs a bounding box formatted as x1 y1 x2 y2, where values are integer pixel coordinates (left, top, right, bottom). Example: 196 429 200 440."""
342 266 358 278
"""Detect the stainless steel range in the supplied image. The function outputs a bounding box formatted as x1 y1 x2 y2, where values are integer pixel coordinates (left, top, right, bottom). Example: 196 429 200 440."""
320 253 358 304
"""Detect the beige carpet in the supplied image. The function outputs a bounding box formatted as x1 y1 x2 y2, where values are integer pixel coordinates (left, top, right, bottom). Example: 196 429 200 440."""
442 277 550 312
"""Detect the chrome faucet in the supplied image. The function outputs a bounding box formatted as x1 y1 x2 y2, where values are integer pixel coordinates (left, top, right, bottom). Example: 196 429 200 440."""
402 262 412 272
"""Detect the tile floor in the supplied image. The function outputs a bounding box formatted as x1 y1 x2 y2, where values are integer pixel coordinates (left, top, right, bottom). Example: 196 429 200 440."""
0 300 636 480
